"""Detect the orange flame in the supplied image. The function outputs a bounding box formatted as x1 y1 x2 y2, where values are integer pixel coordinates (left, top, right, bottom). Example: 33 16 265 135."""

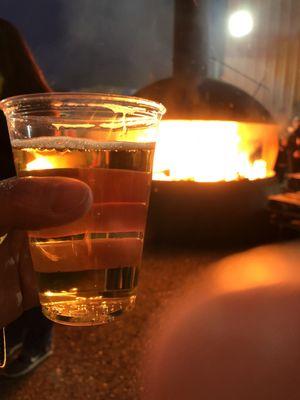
26 156 54 171
153 120 279 182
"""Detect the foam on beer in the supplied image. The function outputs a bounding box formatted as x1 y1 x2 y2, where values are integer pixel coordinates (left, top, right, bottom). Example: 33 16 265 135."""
12 137 155 151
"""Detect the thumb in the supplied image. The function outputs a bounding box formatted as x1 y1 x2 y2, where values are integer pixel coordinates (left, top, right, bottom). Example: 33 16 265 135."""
0 177 93 231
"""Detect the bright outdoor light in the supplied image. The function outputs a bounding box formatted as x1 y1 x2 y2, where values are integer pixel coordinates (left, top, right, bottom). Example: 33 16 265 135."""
228 10 254 38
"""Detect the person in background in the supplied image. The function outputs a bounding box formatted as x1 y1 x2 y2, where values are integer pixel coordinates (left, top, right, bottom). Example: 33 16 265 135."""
0 18 54 377
287 115 300 136
287 116 300 173
275 131 288 182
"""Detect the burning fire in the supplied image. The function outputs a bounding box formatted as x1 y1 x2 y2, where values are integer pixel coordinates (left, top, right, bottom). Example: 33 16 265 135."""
153 120 279 182
26 152 78 171
26 156 54 171
25 120 279 183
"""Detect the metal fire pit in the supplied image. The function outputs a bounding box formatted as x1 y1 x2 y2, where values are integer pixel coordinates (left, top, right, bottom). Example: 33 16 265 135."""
136 0 280 247
146 177 280 247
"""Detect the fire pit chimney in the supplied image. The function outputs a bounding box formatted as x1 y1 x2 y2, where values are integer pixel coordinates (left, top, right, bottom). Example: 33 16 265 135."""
173 0 208 82
137 0 272 123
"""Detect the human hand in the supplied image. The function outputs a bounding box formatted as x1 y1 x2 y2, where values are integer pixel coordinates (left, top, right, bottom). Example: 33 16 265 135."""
0 177 92 327
144 241 300 400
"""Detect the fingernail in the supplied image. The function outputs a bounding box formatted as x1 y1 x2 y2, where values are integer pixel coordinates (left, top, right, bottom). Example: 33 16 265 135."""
50 181 92 215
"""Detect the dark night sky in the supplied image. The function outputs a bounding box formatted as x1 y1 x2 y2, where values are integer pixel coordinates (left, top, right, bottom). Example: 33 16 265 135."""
1 0 174 91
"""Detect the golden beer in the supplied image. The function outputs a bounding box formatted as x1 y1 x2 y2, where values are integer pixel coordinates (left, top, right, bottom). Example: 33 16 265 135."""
1 92 165 326
13 137 154 325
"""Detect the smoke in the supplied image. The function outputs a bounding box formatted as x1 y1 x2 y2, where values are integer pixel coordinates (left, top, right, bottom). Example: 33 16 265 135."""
60 0 174 91
62 0 174 91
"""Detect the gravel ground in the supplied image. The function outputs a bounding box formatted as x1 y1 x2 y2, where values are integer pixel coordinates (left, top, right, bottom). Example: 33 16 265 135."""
0 249 226 400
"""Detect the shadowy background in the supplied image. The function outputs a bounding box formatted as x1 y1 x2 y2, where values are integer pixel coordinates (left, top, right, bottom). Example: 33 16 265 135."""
0 0 174 92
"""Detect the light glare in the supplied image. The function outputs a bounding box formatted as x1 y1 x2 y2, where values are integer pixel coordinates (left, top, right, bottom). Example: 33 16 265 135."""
228 10 254 38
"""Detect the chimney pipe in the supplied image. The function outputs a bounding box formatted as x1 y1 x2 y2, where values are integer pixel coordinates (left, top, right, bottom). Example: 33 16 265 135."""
173 0 209 81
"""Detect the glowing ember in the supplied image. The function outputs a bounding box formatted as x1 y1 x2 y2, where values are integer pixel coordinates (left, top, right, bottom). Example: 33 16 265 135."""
153 120 279 182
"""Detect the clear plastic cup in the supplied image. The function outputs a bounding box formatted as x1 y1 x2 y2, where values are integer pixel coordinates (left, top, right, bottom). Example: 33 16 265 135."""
1 93 165 326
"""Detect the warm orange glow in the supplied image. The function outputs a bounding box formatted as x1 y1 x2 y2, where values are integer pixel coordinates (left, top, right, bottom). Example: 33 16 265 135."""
216 261 283 293
212 245 300 294
25 151 80 171
26 154 73 171
153 120 279 182
26 156 54 171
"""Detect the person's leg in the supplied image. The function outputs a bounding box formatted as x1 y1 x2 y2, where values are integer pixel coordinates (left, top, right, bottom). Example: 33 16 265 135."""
2 307 53 378
5 314 27 358
22 307 53 352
